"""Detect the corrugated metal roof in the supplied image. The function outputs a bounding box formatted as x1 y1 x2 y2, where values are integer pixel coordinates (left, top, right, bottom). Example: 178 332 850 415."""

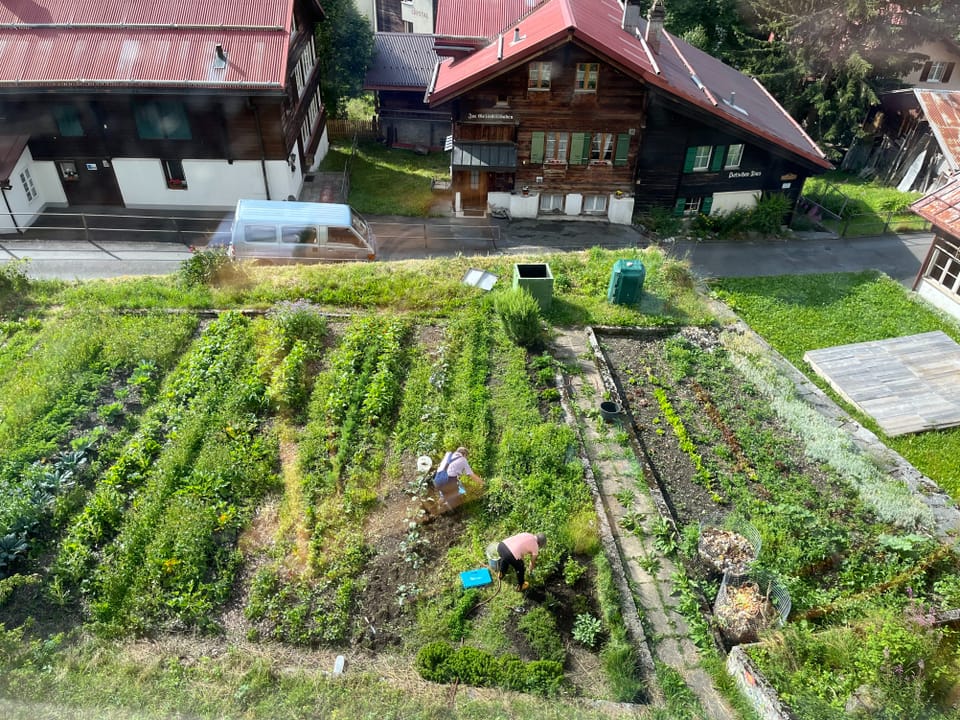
911 175 960 238
430 0 831 171
365 33 439 90
0 0 293 89
0 0 288 29
435 0 545 39
915 90 960 173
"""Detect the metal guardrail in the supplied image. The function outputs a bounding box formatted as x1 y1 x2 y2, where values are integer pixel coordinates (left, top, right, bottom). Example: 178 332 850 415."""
0 211 234 245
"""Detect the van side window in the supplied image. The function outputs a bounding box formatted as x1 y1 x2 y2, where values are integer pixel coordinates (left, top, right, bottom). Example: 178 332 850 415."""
329 227 363 247
244 225 276 243
281 225 320 244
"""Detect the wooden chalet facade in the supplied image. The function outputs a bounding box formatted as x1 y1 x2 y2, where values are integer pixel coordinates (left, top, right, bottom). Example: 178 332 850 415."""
428 0 831 223
0 0 327 233
911 178 960 322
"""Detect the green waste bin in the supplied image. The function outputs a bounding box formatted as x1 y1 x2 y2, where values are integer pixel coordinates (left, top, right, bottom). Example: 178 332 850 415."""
607 259 645 305
513 263 553 310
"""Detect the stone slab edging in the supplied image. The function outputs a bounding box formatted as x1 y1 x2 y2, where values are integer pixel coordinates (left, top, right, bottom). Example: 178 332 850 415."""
726 645 797 720
554 360 662 705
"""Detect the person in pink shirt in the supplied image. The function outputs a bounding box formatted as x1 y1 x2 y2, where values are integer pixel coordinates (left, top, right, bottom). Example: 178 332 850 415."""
497 532 546 591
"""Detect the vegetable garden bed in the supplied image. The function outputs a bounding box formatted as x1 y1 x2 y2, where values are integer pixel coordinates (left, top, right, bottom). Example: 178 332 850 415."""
597 326 960 718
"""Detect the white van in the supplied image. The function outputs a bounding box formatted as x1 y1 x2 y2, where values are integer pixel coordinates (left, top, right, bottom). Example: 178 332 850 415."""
229 199 377 263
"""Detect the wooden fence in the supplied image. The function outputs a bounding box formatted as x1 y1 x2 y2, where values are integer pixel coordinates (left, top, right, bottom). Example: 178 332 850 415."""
327 118 378 142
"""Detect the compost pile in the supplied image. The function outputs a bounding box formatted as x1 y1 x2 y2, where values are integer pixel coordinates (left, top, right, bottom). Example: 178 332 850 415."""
698 528 756 575
715 581 778 644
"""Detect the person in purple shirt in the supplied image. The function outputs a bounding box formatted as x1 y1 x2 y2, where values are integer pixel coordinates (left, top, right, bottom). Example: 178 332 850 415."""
497 532 546 591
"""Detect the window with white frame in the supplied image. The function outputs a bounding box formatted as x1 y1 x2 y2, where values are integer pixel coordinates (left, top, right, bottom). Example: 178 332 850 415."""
590 133 614 162
683 197 702 215
575 63 599 92
928 242 960 295
528 62 551 90
928 61 950 83
539 193 564 212
724 144 744 169
691 146 712 171
20 169 36 202
545 132 568 162
583 195 607 213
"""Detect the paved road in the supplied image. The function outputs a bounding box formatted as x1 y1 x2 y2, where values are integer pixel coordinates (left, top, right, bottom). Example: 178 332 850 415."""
0 213 931 285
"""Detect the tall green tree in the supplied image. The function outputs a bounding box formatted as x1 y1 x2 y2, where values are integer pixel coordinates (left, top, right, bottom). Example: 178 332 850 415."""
316 0 375 119
740 0 960 156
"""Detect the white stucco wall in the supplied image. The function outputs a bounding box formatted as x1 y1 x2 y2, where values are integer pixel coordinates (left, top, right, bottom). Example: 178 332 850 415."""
711 190 761 215
401 0 434 33
510 193 540 219
352 0 376 29
917 279 960 323
902 41 960 91
0 148 62 234
608 195 635 225
113 159 304 209
564 193 583 216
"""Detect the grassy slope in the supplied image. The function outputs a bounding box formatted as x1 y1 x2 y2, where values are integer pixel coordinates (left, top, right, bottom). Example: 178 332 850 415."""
711 271 960 497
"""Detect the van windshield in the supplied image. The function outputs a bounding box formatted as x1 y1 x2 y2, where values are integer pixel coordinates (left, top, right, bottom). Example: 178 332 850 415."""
350 211 369 239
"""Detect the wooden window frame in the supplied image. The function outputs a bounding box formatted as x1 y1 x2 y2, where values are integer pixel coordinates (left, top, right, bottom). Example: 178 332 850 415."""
590 133 614 163
528 62 552 90
575 63 599 92
544 132 569 163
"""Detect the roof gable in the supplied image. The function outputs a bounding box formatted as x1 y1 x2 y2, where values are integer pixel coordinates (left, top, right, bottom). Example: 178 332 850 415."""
430 0 831 170
914 90 960 173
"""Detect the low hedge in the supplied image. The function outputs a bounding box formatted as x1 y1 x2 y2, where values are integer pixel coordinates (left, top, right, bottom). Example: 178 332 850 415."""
415 641 564 696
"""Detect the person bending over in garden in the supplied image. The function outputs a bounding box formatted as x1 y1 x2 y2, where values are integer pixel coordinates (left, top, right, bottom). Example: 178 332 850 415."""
433 446 481 511
497 532 546 591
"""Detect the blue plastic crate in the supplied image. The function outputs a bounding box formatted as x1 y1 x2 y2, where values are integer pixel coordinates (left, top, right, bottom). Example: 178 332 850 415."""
459 567 492 588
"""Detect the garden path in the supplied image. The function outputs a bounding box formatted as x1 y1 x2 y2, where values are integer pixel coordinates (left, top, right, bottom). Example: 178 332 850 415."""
553 329 737 720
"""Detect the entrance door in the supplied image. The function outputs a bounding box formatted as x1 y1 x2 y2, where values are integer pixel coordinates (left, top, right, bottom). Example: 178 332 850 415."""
58 159 124 206
458 169 488 210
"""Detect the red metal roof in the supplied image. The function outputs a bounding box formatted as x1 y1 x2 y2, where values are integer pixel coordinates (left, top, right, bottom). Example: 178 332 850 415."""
430 0 832 171
915 90 960 173
0 0 294 89
912 176 960 238
435 0 545 38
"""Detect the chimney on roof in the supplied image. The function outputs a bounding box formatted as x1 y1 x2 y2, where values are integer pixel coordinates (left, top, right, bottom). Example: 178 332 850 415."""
213 43 228 69
645 0 665 55
622 0 642 35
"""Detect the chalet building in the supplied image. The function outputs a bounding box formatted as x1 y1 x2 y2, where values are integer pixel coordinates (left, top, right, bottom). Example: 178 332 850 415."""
0 0 327 233
426 0 831 223
911 178 960 322
365 33 451 151
902 39 959 92
842 89 960 195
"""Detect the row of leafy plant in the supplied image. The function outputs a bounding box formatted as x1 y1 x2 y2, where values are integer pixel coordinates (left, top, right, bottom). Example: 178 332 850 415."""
51 312 279 633
0 311 197 577
246 314 412 644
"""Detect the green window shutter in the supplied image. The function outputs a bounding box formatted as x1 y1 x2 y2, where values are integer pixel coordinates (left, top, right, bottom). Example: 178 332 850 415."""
614 133 630 166
710 146 725 171
673 197 685 216
580 133 591 164
531 132 545 164
570 133 585 165
702 196 714 215
682 147 698 173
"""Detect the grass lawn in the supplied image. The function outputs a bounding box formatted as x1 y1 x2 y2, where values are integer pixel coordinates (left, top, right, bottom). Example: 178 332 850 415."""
800 171 927 237
710 271 960 497
319 141 450 216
